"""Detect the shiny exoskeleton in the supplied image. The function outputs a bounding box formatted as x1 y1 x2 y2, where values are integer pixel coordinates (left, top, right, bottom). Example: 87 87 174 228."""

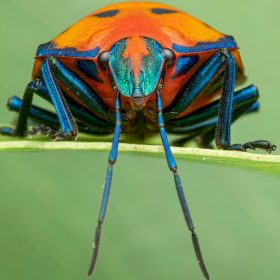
0 2 276 279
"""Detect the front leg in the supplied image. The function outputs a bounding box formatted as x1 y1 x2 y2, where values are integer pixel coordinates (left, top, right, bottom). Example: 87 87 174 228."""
40 57 78 141
27 124 75 141
227 140 276 153
215 50 276 153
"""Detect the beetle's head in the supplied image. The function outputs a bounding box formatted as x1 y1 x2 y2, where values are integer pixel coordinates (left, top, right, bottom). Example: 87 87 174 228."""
98 37 175 109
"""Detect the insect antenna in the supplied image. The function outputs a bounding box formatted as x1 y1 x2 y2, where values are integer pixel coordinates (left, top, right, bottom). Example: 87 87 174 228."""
156 90 210 280
87 91 121 276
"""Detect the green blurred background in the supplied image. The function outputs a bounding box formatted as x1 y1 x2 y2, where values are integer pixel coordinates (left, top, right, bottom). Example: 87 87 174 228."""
1 0 280 279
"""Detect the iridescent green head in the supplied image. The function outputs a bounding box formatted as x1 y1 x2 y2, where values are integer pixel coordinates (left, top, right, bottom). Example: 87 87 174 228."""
98 37 174 107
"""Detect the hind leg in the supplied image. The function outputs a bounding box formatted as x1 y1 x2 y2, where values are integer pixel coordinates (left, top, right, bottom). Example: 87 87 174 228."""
215 50 275 152
1 57 79 140
168 85 261 148
196 101 259 149
172 102 258 147
0 80 38 137
167 50 275 153
7 96 113 136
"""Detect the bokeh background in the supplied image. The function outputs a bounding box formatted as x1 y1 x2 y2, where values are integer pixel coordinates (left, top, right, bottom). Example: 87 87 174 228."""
1 0 280 279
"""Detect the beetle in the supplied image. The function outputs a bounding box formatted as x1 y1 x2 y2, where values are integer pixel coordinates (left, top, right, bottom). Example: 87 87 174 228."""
0 2 276 279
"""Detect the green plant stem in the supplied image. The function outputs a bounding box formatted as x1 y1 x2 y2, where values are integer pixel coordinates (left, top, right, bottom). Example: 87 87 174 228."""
0 140 279 174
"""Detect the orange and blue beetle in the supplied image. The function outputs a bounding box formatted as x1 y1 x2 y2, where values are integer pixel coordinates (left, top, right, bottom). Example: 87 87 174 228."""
0 2 276 279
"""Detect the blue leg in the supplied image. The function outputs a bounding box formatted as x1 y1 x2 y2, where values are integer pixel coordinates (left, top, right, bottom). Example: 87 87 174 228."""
51 58 115 122
0 80 38 136
168 86 258 151
167 85 259 129
87 92 121 276
187 96 261 148
41 58 78 140
1 56 115 137
215 50 276 152
157 90 209 280
7 96 113 135
171 101 259 147
167 84 260 147
167 85 259 131
164 52 224 120
34 80 114 131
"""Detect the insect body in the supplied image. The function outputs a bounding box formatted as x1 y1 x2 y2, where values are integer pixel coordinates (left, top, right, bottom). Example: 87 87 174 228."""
1 2 276 279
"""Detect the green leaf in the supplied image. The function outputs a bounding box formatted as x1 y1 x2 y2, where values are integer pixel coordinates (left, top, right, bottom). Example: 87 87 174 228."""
0 135 279 175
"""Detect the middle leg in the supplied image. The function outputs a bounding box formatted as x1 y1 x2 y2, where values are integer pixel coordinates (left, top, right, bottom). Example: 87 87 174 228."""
215 50 275 152
40 58 78 140
7 96 114 135
166 85 260 147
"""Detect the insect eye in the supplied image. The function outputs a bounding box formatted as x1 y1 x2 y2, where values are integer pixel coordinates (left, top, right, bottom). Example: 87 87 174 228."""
98 51 110 70
163 48 175 67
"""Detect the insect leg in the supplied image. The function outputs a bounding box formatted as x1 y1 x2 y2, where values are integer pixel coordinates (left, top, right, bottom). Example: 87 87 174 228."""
7 96 113 135
35 81 114 132
198 98 259 147
196 88 259 148
51 58 115 122
167 85 258 129
87 92 121 276
157 90 210 280
0 80 38 136
164 52 224 120
216 50 276 152
171 101 258 147
40 58 78 140
166 85 259 146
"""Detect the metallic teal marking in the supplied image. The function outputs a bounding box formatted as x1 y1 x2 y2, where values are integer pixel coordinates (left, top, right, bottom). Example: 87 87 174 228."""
173 55 198 78
37 42 100 58
109 37 165 97
109 39 131 97
172 36 237 54
76 60 103 83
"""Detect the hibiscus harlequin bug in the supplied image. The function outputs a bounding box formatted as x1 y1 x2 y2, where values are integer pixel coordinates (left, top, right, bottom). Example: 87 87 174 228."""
1 2 276 279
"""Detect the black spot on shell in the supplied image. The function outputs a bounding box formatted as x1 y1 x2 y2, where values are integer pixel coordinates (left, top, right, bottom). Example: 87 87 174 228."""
151 8 178 15
94 10 119 18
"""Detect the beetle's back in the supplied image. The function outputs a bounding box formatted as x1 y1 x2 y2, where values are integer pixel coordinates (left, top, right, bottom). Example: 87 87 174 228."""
38 2 235 55
32 2 246 120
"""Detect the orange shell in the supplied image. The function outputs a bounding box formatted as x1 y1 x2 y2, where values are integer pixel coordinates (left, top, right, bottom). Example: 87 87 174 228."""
39 2 236 55
32 2 245 117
